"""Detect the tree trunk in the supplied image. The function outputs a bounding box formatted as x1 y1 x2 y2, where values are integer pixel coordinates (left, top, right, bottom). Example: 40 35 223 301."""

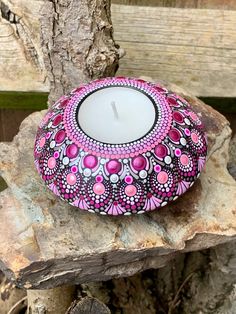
40 0 122 105
26 0 121 310
66 296 110 314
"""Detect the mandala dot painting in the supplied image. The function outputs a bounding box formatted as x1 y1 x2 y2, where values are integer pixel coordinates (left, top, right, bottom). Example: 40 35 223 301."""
34 77 207 215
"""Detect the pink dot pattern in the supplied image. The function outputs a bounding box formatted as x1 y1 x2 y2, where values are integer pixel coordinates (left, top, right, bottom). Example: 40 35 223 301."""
34 77 207 215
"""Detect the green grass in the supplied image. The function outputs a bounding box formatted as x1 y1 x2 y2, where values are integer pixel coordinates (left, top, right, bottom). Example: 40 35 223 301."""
0 91 48 110
0 91 235 113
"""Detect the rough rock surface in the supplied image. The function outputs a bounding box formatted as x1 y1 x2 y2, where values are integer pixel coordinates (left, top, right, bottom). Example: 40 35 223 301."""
0 88 236 289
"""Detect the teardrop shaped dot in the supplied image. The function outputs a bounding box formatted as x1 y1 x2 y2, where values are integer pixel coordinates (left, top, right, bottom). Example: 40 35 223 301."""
106 160 122 174
55 130 66 143
53 114 62 126
59 99 68 108
84 155 98 169
131 155 146 171
125 185 137 197
66 144 79 158
180 154 189 166
39 137 46 148
168 129 180 142
154 86 166 93
167 96 178 106
66 173 77 185
173 111 184 123
157 171 168 184
191 132 199 143
47 156 56 169
154 144 167 158
93 183 105 195
184 128 191 136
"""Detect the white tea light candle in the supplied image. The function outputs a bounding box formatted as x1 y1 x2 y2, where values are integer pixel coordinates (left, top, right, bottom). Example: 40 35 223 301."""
34 77 207 215
78 87 156 144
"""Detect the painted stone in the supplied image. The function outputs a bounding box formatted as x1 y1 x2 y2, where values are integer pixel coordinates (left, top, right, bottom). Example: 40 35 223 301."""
34 77 207 215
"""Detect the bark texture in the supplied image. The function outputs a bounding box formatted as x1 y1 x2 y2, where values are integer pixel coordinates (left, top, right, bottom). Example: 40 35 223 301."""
80 241 236 314
40 0 121 105
1 1 236 98
66 296 111 314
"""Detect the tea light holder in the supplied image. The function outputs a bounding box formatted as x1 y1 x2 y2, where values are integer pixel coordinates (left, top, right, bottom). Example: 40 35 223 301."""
34 77 207 215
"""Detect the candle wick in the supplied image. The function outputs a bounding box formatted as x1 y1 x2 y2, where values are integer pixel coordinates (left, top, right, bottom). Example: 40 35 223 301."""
111 101 119 120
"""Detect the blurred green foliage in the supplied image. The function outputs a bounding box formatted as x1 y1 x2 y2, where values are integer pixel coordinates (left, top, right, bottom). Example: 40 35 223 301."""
0 91 48 110
0 92 235 113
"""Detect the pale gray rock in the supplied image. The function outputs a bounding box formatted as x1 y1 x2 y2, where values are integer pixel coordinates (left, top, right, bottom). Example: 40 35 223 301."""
0 90 236 289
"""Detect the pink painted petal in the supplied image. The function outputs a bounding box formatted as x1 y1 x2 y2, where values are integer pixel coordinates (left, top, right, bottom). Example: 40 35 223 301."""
177 181 191 195
48 182 60 196
198 156 206 171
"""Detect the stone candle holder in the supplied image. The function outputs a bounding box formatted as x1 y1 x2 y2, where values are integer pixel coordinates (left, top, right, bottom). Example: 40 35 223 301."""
34 77 207 215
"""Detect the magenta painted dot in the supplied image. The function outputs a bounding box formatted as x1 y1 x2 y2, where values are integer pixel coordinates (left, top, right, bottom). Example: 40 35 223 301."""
106 159 122 174
54 151 60 159
47 157 56 169
169 129 180 142
93 183 105 195
154 164 162 173
125 185 137 197
132 155 146 171
71 166 78 173
184 128 191 136
175 148 181 157
66 173 76 185
167 96 178 106
55 130 66 143
53 114 62 126
155 86 166 92
66 144 79 158
96 175 103 183
59 99 68 108
46 132 51 139
154 144 167 158
157 171 168 184
191 132 199 143
84 155 98 169
180 154 189 166
173 111 184 123
125 175 133 184
39 137 46 148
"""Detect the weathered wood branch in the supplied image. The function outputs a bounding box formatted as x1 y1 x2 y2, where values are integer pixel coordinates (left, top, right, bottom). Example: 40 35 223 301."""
40 0 121 104
1 2 236 97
